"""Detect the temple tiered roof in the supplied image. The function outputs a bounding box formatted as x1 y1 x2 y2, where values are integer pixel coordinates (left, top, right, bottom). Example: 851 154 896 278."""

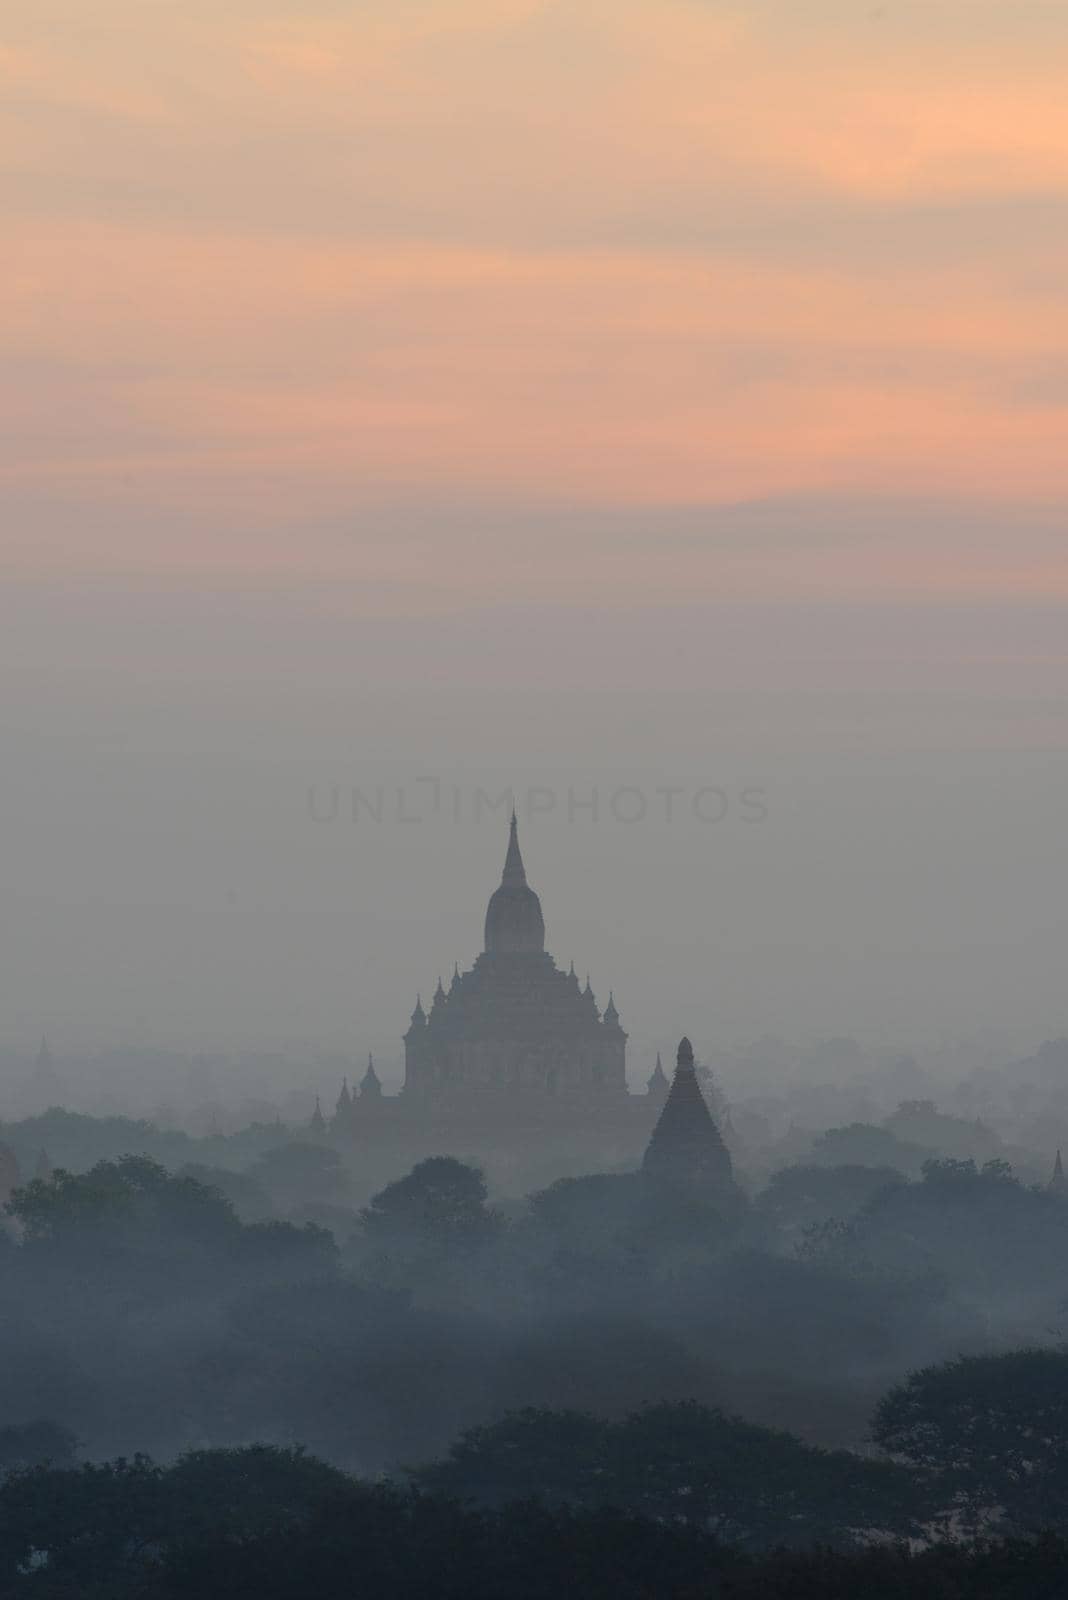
403 815 627 1098
642 1037 733 1190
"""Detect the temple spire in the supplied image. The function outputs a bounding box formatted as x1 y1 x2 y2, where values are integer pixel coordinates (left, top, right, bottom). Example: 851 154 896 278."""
361 1052 383 1099
1051 1150 1068 1195
484 810 545 954
647 1051 669 1102
642 1037 734 1191
501 810 527 888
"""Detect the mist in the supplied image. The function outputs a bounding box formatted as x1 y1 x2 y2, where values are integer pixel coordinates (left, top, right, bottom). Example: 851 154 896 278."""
4 0 1068 1594
3 560 1066 1068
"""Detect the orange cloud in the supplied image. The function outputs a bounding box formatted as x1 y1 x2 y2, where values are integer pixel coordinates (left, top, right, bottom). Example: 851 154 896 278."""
3 225 1068 540
2 1 1067 607
0 41 170 122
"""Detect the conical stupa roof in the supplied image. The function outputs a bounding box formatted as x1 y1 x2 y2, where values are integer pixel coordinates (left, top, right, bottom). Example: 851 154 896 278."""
1051 1149 1068 1194
484 813 545 954
642 1037 733 1188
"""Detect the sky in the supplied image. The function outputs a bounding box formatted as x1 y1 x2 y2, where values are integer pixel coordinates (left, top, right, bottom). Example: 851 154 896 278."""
2 1 1067 1074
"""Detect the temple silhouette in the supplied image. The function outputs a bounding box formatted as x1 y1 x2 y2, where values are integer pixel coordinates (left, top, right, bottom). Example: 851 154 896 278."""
327 817 733 1191
643 1036 734 1192
403 812 627 1102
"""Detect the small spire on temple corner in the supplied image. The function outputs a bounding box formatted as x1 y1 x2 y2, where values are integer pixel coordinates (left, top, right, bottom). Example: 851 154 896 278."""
361 1052 383 1098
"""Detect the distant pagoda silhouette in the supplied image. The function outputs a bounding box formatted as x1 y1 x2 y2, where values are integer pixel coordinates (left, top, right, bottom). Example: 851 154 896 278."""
360 1053 383 1100
646 1052 669 1107
325 816 686 1145
1050 1149 1068 1196
642 1036 734 1190
402 813 627 1100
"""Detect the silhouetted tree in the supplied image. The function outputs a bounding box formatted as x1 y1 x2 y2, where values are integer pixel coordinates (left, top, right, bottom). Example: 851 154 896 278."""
416 1402 922 1549
6 1443 1068 1597
361 1157 498 1248
758 1163 906 1236
810 1123 928 1174
7 1155 238 1245
873 1348 1068 1535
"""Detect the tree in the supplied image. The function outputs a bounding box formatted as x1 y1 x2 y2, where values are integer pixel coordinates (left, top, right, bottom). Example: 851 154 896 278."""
758 1164 906 1236
6 1442 1068 1597
873 1349 1068 1534
0 1455 165 1587
361 1158 497 1249
846 1158 1068 1316
415 1402 921 1550
415 1408 610 1508
165 1444 351 1542
810 1123 928 1175
527 1173 645 1257
7 1155 239 1246
179 1161 272 1222
615 1403 920 1548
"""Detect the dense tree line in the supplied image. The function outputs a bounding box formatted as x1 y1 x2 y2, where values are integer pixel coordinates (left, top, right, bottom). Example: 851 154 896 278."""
7 1358 1068 1566
414 1402 921 1548
3 1443 1068 1598
4 1149 1068 1592
3 1144 1068 1468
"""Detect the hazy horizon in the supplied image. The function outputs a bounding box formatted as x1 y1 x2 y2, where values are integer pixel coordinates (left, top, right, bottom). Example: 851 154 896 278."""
4 581 1065 1065
3 0 1066 1069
